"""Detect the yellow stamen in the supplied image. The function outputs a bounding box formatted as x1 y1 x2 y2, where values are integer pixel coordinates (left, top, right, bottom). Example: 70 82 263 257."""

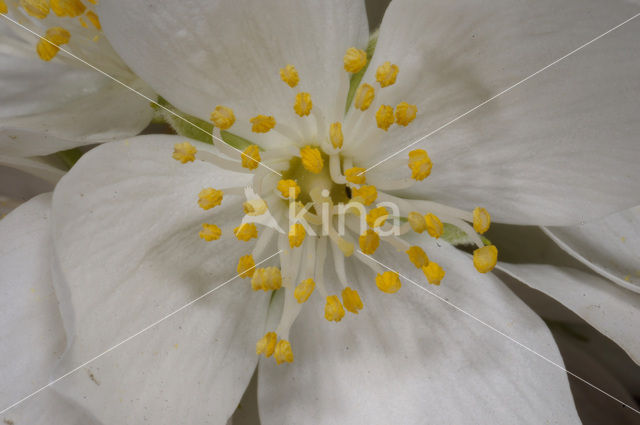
345 167 366 185
330 122 343 149
300 146 323 174
366 206 388 228
51 0 85 17
288 223 306 248
473 245 498 273
77 16 88 28
256 332 277 357
375 104 394 131
293 92 312 117
343 47 367 73
424 213 443 238
243 199 268 216
337 237 355 257
354 83 375 111
251 266 282 291
406 246 429 268
324 295 345 322
241 145 261 170
408 211 427 233
294 278 315 303
276 179 300 199
37 27 70 61
198 188 223 210
395 102 417 126
473 207 491 234
0 0 7 14
375 271 401 294
359 229 380 255
422 262 445 285
351 185 377 206
274 339 294 364
85 10 101 29
210 105 235 130
172 141 197 163
199 223 221 241
250 115 276 133
408 149 432 181
20 0 49 18
280 64 299 88
234 223 258 241
342 287 363 314
375 61 399 87
237 254 256 278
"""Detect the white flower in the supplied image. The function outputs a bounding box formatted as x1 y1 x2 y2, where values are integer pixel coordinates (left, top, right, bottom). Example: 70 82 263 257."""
0 0 155 181
2 0 640 424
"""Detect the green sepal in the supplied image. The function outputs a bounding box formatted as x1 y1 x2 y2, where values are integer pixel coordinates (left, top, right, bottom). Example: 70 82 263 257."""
157 97 214 144
56 148 83 170
220 130 254 151
345 30 379 114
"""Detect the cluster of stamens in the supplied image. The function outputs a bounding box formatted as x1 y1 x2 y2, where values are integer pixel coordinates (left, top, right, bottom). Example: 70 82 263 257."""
172 46 498 365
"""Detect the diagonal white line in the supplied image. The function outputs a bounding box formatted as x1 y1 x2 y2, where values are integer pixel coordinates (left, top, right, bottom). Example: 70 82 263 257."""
358 250 640 416
0 250 282 416
0 13 283 177
362 11 640 174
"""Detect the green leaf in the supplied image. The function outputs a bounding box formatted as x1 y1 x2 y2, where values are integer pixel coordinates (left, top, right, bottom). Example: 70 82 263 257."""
345 30 379 114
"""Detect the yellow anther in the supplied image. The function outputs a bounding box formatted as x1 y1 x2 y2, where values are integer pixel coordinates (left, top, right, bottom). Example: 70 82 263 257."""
345 167 366 185
408 211 427 233
77 16 88 28
375 104 394 131
256 332 277 357
354 83 375 111
276 179 300 199
395 102 417 126
422 261 445 285
172 141 197 163
366 206 388 228
342 287 363 314
473 245 498 273
241 145 261 170
375 61 399 88
408 149 432 181
337 237 355 257
294 278 315 303
280 64 299 88
37 27 70 61
288 223 306 248
199 223 221 241
198 188 223 210
0 0 6 13
351 185 377 206
20 0 49 18
234 223 258 241
473 207 491 234
251 266 282 291
243 199 268 216
237 254 256 278
406 246 429 268
85 10 101 29
424 213 443 238
293 92 312 117
300 146 323 174
274 339 294 364
51 0 85 17
330 122 343 149
343 47 367 73
375 271 401 294
359 229 380 255
250 115 276 133
210 105 235 130
324 295 345 322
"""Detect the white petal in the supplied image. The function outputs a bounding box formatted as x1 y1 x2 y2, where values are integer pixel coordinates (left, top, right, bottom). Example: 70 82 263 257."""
498 263 640 365
543 206 640 293
50 135 270 424
0 39 154 157
0 154 65 183
361 0 640 225
258 241 580 424
96 0 368 145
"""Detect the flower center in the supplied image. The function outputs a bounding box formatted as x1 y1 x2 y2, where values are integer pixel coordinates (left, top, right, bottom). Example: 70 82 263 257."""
171 46 499 365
